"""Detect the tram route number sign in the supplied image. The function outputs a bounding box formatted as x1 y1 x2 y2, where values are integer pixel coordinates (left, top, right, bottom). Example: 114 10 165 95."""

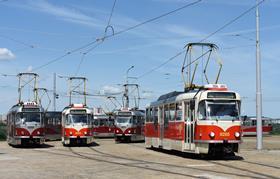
220 132 230 137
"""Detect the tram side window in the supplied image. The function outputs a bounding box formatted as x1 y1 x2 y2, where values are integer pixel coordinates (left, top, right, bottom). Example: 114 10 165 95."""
184 102 189 121
15 113 22 124
243 120 251 126
169 104 175 121
132 116 137 125
100 119 106 126
198 101 206 120
152 108 158 124
149 108 153 122
136 116 142 125
56 118 61 125
164 105 169 127
93 119 99 126
146 109 150 122
176 103 182 121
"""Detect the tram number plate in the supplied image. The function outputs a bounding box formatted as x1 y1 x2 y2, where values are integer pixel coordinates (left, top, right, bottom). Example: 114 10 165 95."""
220 132 230 137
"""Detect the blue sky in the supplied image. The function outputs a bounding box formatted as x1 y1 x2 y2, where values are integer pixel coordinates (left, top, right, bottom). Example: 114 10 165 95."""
0 0 280 117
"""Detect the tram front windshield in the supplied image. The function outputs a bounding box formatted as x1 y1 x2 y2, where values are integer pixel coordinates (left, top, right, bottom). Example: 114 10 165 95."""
18 112 41 123
116 116 131 124
67 114 89 125
199 100 239 120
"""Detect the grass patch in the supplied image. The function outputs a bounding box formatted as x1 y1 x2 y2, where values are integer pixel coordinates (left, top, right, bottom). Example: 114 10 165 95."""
271 123 280 135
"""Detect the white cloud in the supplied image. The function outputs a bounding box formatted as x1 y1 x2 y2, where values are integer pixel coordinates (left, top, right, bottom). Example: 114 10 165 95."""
100 85 122 95
26 0 104 29
0 48 15 60
164 24 205 38
27 65 33 72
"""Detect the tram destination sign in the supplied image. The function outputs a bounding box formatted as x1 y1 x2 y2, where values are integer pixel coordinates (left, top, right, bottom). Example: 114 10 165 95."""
118 112 132 116
22 108 40 112
70 110 87 114
207 92 236 99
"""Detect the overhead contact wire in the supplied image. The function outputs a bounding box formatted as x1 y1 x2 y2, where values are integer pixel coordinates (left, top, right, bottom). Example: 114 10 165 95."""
32 0 201 71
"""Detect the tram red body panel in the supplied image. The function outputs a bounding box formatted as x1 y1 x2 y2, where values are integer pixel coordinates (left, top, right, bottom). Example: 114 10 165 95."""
93 126 115 136
115 126 144 135
242 126 272 134
144 123 158 137
242 116 273 136
15 127 44 137
45 128 56 135
31 127 45 137
15 128 30 136
114 127 123 134
93 126 114 133
194 125 241 141
63 127 92 137
164 122 185 140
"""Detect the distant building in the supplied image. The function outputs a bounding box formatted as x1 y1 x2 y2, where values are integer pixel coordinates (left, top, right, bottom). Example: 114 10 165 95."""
271 118 280 124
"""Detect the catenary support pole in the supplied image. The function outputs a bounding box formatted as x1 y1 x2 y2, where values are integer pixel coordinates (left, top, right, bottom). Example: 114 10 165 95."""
256 0 263 150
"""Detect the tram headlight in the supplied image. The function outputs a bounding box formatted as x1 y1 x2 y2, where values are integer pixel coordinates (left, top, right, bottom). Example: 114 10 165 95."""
21 131 24 135
70 131 73 135
116 130 119 133
235 132 240 138
37 131 40 135
84 131 87 135
209 131 215 138
128 130 131 133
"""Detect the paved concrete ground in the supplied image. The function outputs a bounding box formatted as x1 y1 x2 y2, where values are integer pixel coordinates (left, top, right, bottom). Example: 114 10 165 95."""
0 136 280 179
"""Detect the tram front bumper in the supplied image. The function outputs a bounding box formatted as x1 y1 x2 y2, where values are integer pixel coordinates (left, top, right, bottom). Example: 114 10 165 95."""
63 136 93 145
14 136 45 145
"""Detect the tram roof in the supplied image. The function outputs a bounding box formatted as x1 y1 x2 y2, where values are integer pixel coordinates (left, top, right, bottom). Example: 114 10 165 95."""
8 101 44 113
149 89 240 107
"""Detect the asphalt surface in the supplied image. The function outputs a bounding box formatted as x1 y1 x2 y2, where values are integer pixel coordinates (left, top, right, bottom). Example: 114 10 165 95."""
0 136 280 179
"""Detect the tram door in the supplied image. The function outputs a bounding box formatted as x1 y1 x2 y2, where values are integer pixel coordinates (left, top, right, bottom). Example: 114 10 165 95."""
159 106 164 147
185 100 195 150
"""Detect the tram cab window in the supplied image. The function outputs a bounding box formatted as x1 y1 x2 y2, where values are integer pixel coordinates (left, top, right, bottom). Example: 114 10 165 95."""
66 114 89 125
198 101 206 120
17 112 41 123
176 103 182 121
206 100 239 120
116 116 132 124
169 104 176 121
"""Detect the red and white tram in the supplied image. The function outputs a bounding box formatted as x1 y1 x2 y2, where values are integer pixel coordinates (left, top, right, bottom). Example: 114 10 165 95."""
114 108 145 142
7 101 45 146
61 104 93 145
242 116 273 136
93 113 115 138
145 84 242 155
